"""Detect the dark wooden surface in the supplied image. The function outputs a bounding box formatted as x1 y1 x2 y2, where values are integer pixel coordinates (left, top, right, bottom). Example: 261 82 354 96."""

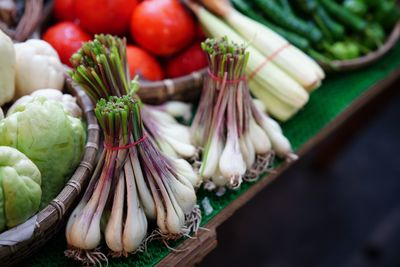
156 68 400 267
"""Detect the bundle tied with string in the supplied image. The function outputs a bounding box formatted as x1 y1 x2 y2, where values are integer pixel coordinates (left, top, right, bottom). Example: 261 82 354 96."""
66 34 201 266
191 36 296 193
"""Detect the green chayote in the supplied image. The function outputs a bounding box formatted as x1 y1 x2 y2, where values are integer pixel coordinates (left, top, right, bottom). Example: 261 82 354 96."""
0 146 41 232
0 97 86 207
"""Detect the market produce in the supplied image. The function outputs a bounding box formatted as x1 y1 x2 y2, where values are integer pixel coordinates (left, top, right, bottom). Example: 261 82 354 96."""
188 3 311 121
14 39 64 99
43 22 91 66
0 29 15 106
201 0 325 90
0 146 41 232
191 37 295 190
234 0 400 61
126 45 164 81
47 0 206 81
0 98 86 206
7 89 82 118
130 0 196 56
53 0 75 22
75 0 137 35
166 43 208 78
66 35 199 264
66 96 148 260
70 35 198 160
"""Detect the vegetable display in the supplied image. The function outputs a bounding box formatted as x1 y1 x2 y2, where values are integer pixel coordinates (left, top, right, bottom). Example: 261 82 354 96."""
7 88 82 118
49 0 206 82
188 2 324 121
130 0 196 56
75 0 138 35
0 146 41 233
232 0 400 61
66 34 200 264
191 36 295 190
0 98 86 206
70 35 198 161
43 22 91 67
0 29 15 106
14 39 64 98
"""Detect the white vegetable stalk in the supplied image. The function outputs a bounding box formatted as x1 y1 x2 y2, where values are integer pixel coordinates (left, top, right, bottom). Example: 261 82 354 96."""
191 5 309 113
122 157 147 254
151 101 193 122
142 105 197 159
252 103 297 160
224 9 324 91
129 149 156 219
105 172 125 254
219 89 246 188
249 78 299 121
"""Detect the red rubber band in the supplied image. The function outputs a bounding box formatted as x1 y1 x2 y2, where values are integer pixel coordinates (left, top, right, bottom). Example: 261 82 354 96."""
104 135 148 151
248 43 291 81
207 68 245 84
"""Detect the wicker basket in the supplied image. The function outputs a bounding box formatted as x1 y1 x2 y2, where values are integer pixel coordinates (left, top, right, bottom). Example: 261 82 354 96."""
319 22 400 72
0 0 45 42
0 82 100 266
138 68 206 104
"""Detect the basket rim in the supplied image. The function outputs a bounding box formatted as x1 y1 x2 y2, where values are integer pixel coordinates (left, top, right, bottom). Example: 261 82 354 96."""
319 22 400 71
0 83 99 264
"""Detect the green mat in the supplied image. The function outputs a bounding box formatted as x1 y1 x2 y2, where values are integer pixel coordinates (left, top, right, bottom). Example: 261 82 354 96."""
25 43 400 267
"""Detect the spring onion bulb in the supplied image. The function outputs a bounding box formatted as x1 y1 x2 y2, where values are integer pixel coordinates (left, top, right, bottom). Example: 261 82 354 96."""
122 154 148 254
150 101 193 122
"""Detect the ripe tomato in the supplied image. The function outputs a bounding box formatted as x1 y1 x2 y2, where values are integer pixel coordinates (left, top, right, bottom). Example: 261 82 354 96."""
53 0 75 22
126 46 164 81
130 0 196 56
166 43 208 78
75 0 137 35
43 22 91 66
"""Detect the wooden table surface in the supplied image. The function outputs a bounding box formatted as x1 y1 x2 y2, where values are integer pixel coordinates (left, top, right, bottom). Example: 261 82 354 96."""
156 69 400 267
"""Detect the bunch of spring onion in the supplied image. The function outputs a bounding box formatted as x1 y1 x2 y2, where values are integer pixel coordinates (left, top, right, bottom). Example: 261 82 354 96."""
191 37 296 191
66 34 201 264
70 34 198 162
187 1 325 122
65 96 148 264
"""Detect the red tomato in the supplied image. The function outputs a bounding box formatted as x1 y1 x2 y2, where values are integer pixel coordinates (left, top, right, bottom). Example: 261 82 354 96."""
53 0 75 22
75 0 137 35
166 43 208 78
196 24 207 40
130 0 196 56
126 46 164 81
43 22 91 66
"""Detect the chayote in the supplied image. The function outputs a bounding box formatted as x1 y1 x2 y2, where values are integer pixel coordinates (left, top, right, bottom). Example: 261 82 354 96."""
0 146 41 232
0 97 86 207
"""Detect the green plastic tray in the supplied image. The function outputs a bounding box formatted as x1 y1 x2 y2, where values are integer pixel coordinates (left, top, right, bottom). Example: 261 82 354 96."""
25 43 400 267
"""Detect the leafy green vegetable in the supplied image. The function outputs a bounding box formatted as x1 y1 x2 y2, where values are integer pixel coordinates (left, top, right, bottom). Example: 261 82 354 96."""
0 146 41 232
0 97 86 207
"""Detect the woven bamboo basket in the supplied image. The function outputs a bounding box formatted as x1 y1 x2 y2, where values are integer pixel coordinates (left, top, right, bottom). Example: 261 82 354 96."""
0 0 44 42
138 68 206 104
0 82 100 266
319 22 400 72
